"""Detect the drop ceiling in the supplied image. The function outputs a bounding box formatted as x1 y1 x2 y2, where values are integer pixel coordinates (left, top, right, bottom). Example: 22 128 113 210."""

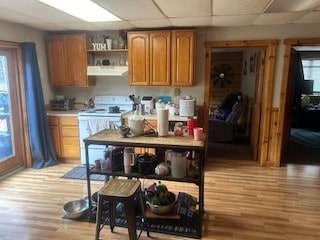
0 0 320 31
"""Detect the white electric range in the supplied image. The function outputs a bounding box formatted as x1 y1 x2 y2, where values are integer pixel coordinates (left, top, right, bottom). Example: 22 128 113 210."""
78 95 133 164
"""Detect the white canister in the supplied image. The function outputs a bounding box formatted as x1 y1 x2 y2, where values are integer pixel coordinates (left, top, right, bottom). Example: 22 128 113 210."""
171 150 187 178
157 108 169 136
179 97 196 117
128 114 144 136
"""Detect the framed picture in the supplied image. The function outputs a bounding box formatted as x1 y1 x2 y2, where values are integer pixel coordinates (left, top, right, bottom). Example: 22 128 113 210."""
250 54 256 73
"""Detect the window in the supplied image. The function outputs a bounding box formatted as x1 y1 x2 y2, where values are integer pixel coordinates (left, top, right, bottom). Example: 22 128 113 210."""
301 59 320 92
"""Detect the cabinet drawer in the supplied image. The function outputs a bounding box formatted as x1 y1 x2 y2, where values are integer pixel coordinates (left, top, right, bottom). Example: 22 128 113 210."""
61 127 79 137
60 117 78 126
48 116 59 126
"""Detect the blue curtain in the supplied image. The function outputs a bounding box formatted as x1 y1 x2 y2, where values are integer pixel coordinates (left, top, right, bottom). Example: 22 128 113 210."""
21 42 58 169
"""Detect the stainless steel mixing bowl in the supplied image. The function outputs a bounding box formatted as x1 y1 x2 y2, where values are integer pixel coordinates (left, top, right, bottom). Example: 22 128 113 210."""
63 199 89 219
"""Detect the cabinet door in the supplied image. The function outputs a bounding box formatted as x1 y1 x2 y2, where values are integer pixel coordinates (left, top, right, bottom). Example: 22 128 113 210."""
59 116 80 158
48 116 61 157
49 126 61 157
66 34 89 87
149 31 171 86
46 35 69 86
128 32 150 86
171 30 196 86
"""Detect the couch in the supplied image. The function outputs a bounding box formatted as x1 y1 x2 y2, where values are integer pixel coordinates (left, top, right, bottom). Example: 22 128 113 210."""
208 102 244 142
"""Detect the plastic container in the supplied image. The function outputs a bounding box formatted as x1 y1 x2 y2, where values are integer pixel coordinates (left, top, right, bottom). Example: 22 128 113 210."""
171 150 187 178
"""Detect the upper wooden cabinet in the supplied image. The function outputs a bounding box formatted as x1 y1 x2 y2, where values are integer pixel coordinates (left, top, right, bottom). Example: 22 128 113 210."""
171 30 196 86
46 34 95 87
128 30 196 86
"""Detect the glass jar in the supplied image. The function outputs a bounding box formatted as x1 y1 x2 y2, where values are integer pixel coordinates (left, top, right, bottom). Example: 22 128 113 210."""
174 122 184 136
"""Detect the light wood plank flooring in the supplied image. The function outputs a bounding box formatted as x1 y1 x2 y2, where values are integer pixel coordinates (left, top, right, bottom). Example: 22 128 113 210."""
0 158 319 240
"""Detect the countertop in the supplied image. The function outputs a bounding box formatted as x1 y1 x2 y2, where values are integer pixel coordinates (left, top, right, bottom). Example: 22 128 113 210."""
84 129 205 149
46 109 81 117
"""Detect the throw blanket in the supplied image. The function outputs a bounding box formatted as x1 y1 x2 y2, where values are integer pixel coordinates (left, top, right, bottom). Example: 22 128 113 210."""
290 128 320 149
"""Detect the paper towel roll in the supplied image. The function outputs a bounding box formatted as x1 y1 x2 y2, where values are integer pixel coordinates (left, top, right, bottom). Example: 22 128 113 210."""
157 108 169 136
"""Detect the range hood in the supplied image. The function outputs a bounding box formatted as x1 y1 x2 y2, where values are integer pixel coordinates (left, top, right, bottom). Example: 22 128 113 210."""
87 66 128 76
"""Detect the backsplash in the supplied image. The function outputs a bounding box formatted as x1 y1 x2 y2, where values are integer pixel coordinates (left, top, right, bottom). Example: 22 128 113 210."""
53 76 205 106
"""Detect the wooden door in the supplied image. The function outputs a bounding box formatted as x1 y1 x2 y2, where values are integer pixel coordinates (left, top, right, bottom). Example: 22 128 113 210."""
0 44 26 175
171 30 195 86
128 32 150 86
149 31 171 86
280 48 296 160
66 34 88 87
46 35 69 86
250 49 265 161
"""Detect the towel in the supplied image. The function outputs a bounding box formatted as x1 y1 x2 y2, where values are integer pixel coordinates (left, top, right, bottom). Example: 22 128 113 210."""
87 118 114 135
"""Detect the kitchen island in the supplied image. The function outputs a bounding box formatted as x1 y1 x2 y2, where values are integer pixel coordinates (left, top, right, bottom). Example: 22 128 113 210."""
83 129 205 238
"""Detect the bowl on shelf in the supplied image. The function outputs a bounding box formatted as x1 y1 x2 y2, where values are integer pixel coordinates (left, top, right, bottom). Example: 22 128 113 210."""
146 191 176 215
63 199 89 219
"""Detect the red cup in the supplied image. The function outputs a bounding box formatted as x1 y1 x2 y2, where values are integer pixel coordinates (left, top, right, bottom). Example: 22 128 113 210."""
187 119 197 136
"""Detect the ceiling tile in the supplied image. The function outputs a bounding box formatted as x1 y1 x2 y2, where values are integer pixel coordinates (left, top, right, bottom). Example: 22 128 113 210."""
212 15 258 26
170 17 212 27
90 21 135 31
212 0 271 15
154 0 211 18
0 1 82 23
294 11 320 23
129 19 172 28
253 12 307 25
25 23 69 31
93 0 165 20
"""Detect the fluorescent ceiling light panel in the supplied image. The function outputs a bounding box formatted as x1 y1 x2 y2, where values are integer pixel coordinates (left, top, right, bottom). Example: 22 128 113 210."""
38 0 120 22
265 0 320 12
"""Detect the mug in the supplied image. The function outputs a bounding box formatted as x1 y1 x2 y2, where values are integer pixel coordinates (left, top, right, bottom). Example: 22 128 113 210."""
193 127 204 141
123 147 135 174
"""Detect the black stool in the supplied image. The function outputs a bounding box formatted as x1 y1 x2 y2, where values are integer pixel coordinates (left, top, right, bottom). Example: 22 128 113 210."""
95 178 149 240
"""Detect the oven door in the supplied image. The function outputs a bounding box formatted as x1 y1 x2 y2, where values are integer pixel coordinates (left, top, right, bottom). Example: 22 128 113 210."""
78 115 121 164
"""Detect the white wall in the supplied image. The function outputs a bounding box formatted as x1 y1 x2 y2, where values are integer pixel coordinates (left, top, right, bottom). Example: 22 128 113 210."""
0 20 54 103
241 48 260 98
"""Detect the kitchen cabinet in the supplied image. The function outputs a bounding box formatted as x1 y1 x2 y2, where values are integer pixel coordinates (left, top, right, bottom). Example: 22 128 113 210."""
48 116 60 156
128 30 195 86
48 116 80 161
46 34 95 87
171 30 196 86
84 129 205 238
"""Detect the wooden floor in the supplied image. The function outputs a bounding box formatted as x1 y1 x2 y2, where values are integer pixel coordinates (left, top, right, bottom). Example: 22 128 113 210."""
0 157 319 240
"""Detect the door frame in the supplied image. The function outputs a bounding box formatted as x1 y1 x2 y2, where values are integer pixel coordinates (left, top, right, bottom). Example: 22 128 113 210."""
0 41 30 175
277 38 320 165
204 40 277 166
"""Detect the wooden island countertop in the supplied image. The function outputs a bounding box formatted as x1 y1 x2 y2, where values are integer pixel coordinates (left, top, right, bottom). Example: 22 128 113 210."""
84 129 205 150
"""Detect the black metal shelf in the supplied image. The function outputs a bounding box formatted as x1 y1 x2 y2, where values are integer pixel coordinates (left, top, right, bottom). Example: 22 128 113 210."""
89 167 200 185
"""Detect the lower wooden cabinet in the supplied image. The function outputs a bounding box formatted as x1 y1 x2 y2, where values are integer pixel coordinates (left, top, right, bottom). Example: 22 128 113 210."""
48 115 80 161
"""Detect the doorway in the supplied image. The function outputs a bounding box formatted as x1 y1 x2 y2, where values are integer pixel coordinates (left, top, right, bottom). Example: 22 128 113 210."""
204 40 277 166
279 39 320 166
0 42 27 176
206 47 262 161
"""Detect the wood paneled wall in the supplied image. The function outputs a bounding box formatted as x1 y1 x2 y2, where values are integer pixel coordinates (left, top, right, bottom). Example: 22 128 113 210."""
209 52 243 111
